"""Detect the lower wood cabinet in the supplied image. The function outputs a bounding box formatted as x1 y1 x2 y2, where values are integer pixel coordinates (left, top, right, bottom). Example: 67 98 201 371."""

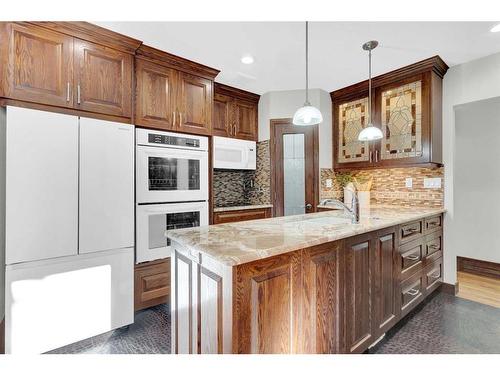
171 215 443 354
134 258 170 311
213 207 272 224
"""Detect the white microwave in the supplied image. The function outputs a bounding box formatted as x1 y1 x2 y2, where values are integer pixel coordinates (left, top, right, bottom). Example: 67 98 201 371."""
213 136 256 170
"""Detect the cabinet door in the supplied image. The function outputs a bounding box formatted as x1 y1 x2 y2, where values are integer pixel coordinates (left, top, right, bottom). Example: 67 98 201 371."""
2 23 73 108
74 39 132 117
344 233 374 353
78 117 134 254
373 227 399 337
301 242 343 354
234 99 258 141
135 59 176 130
176 72 212 135
333 96 374 169
5 107 78 264
135 258 170 311
212 93 232 137
375 74 430 166
234 251 301 353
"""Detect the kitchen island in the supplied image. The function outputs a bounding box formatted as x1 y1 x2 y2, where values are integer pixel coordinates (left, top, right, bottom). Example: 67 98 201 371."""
166 205 445 354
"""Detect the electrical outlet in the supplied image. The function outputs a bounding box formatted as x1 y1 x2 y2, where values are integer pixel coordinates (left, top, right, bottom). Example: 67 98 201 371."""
326 178 333 188
405 178 413 188
424 177 442 189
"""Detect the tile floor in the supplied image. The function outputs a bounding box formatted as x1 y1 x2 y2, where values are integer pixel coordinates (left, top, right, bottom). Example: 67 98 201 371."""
48 290 500 354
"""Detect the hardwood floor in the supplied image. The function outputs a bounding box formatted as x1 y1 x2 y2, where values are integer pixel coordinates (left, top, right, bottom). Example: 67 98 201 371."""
457 271 500 308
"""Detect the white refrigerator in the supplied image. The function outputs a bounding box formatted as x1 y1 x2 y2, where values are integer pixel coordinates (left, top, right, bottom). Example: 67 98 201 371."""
1 106 134 354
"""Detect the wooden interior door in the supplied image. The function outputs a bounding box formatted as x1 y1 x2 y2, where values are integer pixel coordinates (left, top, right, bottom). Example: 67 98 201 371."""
135 58 176 129
74 39 132 117
344 233 374 353
271 118 319 217
4 22 74 108
176 71 212 135
234 99 258 141
212 93 232 137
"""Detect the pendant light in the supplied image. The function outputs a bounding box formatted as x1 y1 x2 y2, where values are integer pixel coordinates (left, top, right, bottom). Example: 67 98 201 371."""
293 21 323 126
358 40 383 141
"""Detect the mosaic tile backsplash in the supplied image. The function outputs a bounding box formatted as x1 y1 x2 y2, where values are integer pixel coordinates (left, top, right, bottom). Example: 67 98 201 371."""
213 140 271 207
320 166 444 208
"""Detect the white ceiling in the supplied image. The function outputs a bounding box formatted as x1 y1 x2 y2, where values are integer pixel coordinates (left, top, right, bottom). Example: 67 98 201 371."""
96 22 500 94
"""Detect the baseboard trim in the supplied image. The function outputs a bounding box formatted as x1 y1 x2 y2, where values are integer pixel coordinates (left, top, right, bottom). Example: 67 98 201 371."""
457 256 500 279
0 317 4 354
440 282 459 295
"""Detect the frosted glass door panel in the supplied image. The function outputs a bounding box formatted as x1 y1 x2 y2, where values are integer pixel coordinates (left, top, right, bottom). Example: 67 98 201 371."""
283 133 305 216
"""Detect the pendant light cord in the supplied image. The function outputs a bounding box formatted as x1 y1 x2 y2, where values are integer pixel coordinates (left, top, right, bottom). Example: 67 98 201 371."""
305 21 309 105
368 48 372 124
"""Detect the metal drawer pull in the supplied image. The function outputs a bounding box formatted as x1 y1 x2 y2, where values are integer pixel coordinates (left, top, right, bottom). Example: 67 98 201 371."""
406 227 419 233
77 84 81 104
173 111 176 127
428 244 440 250
405 255 420 261
369 151 373 163
430 272 440 279
66 82 70 102
406 288 419 296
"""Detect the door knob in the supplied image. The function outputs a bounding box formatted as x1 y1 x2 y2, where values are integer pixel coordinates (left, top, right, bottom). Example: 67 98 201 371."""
305 203 313 210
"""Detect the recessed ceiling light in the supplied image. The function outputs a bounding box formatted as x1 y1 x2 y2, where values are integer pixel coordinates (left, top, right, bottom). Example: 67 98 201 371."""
490 23 500 32
241 55 254 64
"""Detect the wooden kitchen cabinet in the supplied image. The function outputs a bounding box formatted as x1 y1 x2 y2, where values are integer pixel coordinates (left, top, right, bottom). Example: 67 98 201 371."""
135 58 176 130
331 56 448 171
74 39 133 117
0 22 140 121
213 207 272 224
213 83 259 141
135 258 171 311
134 45 219 135
0 22 74 108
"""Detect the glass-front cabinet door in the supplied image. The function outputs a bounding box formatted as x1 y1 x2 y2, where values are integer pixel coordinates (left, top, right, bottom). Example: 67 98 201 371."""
334 95 374 169
380 80 423 161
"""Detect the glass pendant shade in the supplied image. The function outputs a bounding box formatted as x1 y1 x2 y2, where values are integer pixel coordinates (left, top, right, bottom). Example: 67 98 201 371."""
358 124 383 141
293 104 323 126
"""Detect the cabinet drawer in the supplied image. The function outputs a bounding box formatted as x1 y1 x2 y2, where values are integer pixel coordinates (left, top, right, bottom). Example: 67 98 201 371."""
135 258 170 311
424 231 442 258
400 272 425 317
213 207 271 224
424 257 442 295
424 215 442 233
399 238 425 279
400 220 423 244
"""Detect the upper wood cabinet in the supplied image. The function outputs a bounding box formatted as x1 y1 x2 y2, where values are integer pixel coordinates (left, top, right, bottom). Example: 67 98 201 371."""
135 58 176 130
134 45 219 136
213 83 259 141
331 56 448 171
0 22 140 120
74 39 132 117
176 72 213 135
0 22 74 108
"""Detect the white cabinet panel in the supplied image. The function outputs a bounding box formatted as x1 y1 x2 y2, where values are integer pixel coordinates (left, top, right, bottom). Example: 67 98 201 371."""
5 247 134 354
78 118 134 254
6 107 78 264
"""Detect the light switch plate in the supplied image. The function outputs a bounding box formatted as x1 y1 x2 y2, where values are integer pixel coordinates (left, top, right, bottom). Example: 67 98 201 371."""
405 178 413 188
424 177 442 189
326 178 333 188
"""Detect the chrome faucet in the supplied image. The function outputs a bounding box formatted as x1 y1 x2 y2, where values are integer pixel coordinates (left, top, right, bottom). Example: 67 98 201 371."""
320 194 360 224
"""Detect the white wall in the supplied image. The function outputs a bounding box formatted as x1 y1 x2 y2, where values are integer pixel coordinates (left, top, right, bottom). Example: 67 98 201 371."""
258 88 332 169
442 51 500 284
454 97 500 267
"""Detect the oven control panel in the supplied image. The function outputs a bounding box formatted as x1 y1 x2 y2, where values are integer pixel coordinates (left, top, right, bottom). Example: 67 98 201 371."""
148 133 200 148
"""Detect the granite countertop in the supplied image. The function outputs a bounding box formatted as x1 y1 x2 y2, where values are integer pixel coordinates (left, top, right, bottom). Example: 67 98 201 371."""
166 205 445 267
213 204 273 213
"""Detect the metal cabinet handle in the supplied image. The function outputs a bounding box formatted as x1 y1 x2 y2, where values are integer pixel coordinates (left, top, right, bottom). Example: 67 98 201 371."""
428 244 439 250
406 227 418 233
77 84 81 104
173 111 176 127
66 82 70 102
406 288 419 296
369 150 373 163
375 149 379 162
305 203 313 210
179 112 183 126
405 255 420 261
430 272 440 279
